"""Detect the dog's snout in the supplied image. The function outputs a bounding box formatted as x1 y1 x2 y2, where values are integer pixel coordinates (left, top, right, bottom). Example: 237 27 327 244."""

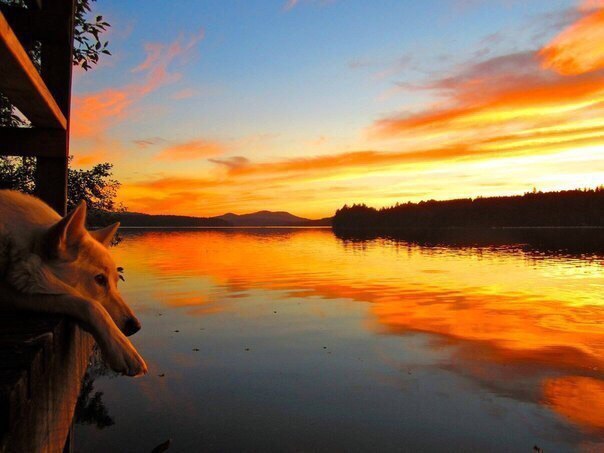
123 317 141 336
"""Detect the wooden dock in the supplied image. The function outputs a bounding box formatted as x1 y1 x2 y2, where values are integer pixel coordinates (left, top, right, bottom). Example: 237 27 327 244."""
0 313 93 452
0 1 99 450
0 1 88 449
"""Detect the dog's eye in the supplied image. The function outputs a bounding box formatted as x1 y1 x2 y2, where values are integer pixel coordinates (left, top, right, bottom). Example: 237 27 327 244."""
94 274 108 287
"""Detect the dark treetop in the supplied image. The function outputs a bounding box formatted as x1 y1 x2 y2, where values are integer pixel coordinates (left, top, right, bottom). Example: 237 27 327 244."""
333 187 604 230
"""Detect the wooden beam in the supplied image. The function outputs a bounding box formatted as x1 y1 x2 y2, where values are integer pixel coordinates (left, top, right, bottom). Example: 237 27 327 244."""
0 127 66 157
0 11 66 129
24 0 43 10
35 156 68 215
0 5 62 45
40 0 75 116
34 0 75 216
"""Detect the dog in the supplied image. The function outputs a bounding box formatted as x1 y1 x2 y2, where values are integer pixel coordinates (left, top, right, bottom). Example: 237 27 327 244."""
0 190 147 376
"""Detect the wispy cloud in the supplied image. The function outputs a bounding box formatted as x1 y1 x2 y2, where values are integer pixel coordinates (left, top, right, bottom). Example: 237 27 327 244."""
540 8 604 75
283 0 299 11
208 156 250 170
581 0 604 10
208 124 604 179
133 137 167 148
155 139 226 161
283 0 335 12
169 88 200 100
104 2 604 218
71 29 205 164
370 48 604 143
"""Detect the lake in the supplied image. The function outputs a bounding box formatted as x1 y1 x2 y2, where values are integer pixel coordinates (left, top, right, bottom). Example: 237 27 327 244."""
74 228 604 452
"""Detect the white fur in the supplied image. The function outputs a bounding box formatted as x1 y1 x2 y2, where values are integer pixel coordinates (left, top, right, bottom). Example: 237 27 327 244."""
0 190 147 376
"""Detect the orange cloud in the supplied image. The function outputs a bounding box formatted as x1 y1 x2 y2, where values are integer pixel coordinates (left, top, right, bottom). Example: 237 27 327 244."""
71 30 204 150
213 121 604 178
371 52 604 139
540 9 604 75
71 89 132 139
155 139 226 161
582 0 604 9
72 154 103 166
106 4 604 218
128 176 223 191
125 191 211 214
219 148 473 176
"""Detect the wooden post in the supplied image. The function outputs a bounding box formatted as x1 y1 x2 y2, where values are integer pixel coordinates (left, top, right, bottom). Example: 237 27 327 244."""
35 155 68 215
0 3 94 452
34 0 75 216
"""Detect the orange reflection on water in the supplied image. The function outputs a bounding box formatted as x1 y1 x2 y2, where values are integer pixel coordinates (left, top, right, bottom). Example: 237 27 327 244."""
116 229 604 432
543 376 604 431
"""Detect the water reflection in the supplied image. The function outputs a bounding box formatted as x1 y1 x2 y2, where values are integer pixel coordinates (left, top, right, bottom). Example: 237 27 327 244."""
76 228 604 452
74 351 115 429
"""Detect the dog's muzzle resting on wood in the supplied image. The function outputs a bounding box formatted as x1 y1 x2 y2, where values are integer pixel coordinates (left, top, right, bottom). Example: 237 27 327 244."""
0 190 147 377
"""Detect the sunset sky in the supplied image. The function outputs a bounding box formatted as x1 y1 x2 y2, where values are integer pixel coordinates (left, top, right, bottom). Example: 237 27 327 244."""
70 0 604 218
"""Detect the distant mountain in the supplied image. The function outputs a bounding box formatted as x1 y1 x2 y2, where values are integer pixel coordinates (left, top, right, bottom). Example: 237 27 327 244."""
115 210 332 227
298 217 332 227
216 210 322 226
116 212 229 227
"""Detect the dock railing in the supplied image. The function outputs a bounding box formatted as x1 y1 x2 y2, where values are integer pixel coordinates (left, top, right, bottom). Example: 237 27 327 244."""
0 1 94 451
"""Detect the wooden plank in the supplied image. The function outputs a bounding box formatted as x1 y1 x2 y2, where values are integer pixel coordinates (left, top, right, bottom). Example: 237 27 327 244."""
0 128 66 158
0 313 94 453
0 11 66 129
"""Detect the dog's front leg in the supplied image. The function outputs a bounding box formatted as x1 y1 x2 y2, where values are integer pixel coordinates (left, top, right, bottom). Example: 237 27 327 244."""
0 283 147 376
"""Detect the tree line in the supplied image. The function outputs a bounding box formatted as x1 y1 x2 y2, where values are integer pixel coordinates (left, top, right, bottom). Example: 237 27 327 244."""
332 188 604 229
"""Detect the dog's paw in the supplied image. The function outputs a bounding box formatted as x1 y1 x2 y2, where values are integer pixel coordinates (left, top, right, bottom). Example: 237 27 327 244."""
103 333 148 377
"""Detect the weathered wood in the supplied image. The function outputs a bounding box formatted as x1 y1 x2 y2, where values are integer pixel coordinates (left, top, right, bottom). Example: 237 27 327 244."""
40 0 75 115
35 156 69 215
0 11 66 129
0 4 62 46
24 0 43 10
0 312 94 453
34 0 75 216
0 1 88 451
0 128 66 158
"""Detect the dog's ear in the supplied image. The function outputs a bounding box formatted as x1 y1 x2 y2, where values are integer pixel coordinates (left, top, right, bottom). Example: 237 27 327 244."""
90 222 120 247
44 200 88 259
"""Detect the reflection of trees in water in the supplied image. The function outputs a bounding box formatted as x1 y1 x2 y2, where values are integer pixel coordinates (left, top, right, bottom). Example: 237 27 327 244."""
334 227 604 258
74 349 116 429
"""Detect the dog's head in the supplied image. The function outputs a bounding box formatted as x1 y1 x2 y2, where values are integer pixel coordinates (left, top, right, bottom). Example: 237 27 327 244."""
42 201 141 336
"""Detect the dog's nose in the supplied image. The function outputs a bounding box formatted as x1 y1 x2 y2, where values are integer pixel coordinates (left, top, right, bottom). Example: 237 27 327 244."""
123 317 141 336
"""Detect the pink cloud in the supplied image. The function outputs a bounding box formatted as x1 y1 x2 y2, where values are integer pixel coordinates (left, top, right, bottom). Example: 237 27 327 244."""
169 88 200 100
72 29 205 140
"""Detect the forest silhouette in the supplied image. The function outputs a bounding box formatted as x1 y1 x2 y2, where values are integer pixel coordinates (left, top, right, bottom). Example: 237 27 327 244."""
333 187 604 230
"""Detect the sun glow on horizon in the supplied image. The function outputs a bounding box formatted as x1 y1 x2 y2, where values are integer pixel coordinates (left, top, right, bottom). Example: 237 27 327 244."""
70 0 604 218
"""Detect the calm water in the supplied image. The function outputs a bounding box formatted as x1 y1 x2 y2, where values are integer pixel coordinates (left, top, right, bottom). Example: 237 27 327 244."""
74 228 604 452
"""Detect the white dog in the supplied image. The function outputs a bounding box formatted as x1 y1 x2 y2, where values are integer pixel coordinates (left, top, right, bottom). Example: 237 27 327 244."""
0 190 147 377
